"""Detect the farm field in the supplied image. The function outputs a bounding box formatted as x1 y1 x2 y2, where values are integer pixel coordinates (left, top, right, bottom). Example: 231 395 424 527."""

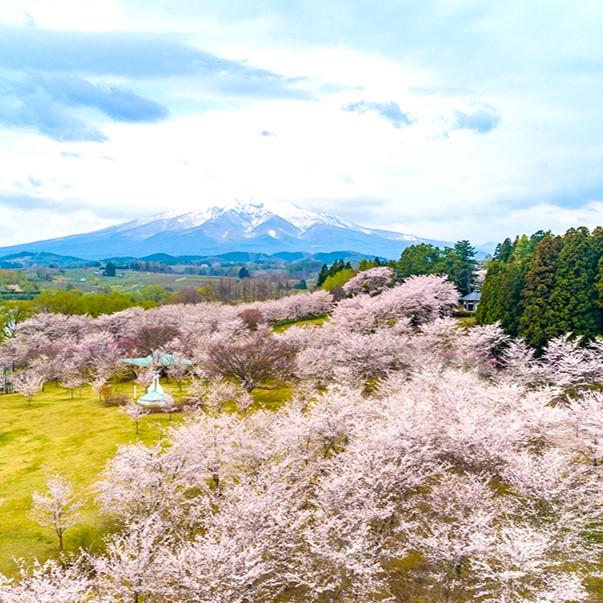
48 268 220 293
0 380 290 576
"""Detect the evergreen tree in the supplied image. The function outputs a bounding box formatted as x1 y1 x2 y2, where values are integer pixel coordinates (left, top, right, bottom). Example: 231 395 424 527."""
395 243 443 281
597 257 603 309
238 267 251 279
316 264 329 287
358 257 385 271
548 227 602 339
445 240 478 296
494 238 513 262
496 260 527 337
475 260 506 325
518 235 563 348
593 227 603 311
328 260 345 277
103 262 116 277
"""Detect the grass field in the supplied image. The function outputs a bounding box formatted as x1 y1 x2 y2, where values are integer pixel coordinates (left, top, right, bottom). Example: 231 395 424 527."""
47 268 303 296
50 268 217 293
273 314 329 332
0 379 290 576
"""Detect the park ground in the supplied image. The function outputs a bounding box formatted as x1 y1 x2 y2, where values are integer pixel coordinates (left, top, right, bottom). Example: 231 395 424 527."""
0 379 290 576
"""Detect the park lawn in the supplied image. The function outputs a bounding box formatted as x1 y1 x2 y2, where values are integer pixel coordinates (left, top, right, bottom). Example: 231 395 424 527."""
456 315 477 328
0 379 291 576
273 314 329 333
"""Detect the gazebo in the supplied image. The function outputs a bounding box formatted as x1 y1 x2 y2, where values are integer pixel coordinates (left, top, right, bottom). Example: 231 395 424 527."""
137 372 175 409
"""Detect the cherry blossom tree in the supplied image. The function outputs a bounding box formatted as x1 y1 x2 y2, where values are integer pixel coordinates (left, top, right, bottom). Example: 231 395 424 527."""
121 401 150 435
135 366 155 389
246 290 333 323
92 515 175 603
0 559 91 603
342 266 394 297
90 365 603 601
90 372 110 402
30 474 81 551
188 378 254 414
13 370 45 406
165 355 190 391
59 367 86 399
3 271 603 602
236 308 266 331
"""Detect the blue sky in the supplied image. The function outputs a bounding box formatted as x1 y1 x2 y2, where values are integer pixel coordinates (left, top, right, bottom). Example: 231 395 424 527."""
1 0 603 246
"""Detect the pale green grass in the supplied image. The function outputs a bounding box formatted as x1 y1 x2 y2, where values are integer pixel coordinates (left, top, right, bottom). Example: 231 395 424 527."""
272 314 329 333
0 379 290 576
0 382 176 574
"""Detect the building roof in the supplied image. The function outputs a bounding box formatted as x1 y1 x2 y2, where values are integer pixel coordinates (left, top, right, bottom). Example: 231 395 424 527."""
461 291 481 301
123 352 192 368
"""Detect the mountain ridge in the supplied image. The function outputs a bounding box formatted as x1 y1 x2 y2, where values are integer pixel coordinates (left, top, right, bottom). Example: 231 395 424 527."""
0 201 454 260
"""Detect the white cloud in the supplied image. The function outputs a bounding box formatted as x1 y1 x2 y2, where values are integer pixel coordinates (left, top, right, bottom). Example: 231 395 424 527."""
1 1 603 247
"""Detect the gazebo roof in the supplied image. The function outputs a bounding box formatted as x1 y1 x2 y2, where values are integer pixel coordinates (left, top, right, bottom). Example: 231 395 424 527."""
461 291 481 302
124 352 192 368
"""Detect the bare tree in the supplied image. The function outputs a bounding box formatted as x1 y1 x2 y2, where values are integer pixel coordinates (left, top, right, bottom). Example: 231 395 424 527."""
237 308 266 331
30 474 81 551
202 326 296 391
133 324 181 356
171 286 204 305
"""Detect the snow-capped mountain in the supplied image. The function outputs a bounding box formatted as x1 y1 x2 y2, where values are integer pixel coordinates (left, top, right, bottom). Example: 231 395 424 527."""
0 201 451 260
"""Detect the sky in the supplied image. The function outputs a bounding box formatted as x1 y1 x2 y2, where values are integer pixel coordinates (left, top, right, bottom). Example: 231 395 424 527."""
1 0 603 246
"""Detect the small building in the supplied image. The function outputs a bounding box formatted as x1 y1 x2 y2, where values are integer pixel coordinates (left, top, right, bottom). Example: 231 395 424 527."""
5 284 23 293
460 290 481 312
137 373 174 409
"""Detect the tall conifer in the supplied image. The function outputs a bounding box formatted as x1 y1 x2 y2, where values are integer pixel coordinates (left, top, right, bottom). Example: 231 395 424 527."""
446 240 478 296
475 260 505 324
518 235 563 348
548 227 601 339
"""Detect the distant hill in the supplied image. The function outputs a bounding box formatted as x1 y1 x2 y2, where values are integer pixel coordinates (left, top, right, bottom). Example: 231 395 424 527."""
0 200 452 260
0 251 99 269
108 250 385 266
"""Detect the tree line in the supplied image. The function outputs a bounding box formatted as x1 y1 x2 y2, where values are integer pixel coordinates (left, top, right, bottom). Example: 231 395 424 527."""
316 240 479 297
476 227 603 348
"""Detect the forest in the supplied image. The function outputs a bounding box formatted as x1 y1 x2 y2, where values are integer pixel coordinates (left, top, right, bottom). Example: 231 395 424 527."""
476 227 603 347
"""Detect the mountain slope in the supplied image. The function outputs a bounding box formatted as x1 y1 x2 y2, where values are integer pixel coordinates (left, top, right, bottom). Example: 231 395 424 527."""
0 201 451 260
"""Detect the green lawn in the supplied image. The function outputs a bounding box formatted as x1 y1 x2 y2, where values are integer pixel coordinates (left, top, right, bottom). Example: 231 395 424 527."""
273 314 329 333
0 379 290 576
49 268 219 294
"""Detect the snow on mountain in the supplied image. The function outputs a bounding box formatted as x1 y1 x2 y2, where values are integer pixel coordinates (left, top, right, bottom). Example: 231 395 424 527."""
0 201 452 260
139 201 355 234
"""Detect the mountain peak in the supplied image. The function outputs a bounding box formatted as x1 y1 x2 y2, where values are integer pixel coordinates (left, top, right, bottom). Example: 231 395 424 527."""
0 201 452 260
141 200 354 234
